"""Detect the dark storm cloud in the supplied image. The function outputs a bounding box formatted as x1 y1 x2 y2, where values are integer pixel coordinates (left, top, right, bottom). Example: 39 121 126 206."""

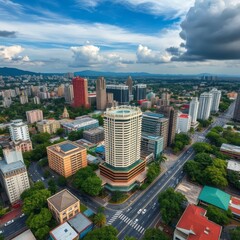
166 47 181 56
0 31 16 38
172 0 240 61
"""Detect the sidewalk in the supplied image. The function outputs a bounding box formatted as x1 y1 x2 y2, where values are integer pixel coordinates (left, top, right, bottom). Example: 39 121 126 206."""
0 207 22 225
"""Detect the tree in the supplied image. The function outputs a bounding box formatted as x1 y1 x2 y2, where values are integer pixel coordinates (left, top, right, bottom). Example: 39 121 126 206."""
143 228 169 240
228 171 240 189
57 176 67 186
22 189 51 215
34 225 50 240
73 166 96 188
230 227 240 240
146 162 160 183
206 206 231 225
81 176 102 196
184 160 202 183
111 191 125 203
204 166 228 188
192 142 213 153
32 132 51 146
84 226 118 240
48 179 57 194
43 170 50 179
194 153 213 169
68 130 83 141
21 182 45 200
56 128 64 136
124 237 137 240
93 213 106 227
158 188 186 224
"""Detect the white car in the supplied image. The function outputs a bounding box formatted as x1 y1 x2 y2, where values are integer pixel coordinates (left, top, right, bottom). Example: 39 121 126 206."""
0 230 3 234
142 209 147 214
137 209 142 214
134 219 138 223
20 213 25 218
4 219 14 226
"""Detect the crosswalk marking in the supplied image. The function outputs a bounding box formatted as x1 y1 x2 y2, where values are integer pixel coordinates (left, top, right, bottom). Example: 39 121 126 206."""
107 211 123 225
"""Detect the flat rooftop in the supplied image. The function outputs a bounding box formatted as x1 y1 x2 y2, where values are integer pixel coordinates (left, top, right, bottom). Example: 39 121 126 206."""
12 229 36 240
83 127 104 135
227 160 240 172
143 112 164 119
47 189 79 212
47 141 85 156
62 117 98 128
50 222 78 240
175 178 202 205
68 213 92 233
106 106 141 117
220 143 240 154
0 160 25 174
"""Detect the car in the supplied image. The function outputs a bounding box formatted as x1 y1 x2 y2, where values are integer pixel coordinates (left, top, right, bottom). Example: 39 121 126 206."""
142 209 147 214
4 219 14 226
134 219 138 223
137 209 142 214
20 213 25 218
0 230 3 234
41 177 44 181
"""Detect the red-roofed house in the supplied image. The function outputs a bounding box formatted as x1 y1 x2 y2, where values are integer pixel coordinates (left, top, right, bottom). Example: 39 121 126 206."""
174 204 222 240
176 113 191 133
229 196 240 218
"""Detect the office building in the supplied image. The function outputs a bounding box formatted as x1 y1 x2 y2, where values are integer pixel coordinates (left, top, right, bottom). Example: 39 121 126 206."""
100 106 146 192
83 127 104 144
158 106 178 146
210 88 221 112
61 116 99 133
106 93 118 108
220 143 240 160
9 119 30 142
141 134 164 159
174 204 222 240
57 84 65 97
37 119 60 134
88 93 96 107
72 77 89 108
64 84 74 103
47 189 80 223
176 113 191 133
197 92 213 120
47 141 87 178
233 91 240 122
106 85 129 105
158 92 171 107
134 84 147 101
96 77 107 110
0 147 30 204
142 112 169 149
125 76 133 95
26 109 43 123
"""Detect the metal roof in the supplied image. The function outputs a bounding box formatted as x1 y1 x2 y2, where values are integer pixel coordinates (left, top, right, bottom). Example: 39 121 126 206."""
68 213 92 233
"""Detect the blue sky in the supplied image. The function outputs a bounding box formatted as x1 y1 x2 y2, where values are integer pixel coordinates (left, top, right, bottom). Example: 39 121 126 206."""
0 0 240 74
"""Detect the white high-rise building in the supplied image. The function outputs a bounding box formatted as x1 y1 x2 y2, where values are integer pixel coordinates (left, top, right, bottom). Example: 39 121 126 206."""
210 88 221 112
104 106 142 167
189 97 199 123
197 92 213 120
64 84 74 103
100 106 146 192
9 119 30 142
176 113 191 133
0 147 30 204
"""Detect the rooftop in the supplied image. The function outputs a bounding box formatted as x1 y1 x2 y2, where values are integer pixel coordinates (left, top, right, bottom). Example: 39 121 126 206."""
50 222 78 240
179 114 190 119
12 229 36 240
220 143 240 154
176 204 222 240
47 189 79 212
229 197 240 217
0 160 25 174
198 186 230 210
83 127 104 135
227 160 240 172
105 106 142 117
68 213 92 233
47 141 85 156
62 117 98 128
141 134 163 141
143 112 164 119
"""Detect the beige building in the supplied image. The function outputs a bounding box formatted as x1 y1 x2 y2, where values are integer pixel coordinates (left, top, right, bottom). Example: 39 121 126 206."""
26 109 43 123
47 189 80 223
37 119 60 134
0 147 30 204
47 141 87 178
96 77 107 110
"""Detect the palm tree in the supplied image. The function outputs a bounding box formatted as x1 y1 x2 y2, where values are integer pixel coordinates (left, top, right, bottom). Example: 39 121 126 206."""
93 213 106 227
156 154 167 163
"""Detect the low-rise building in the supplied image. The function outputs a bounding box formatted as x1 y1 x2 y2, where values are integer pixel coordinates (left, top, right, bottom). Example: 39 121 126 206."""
61 116 99 133
174 204 222 240
83 127 104 144
227 160 240 173
37 119 60 134
47 141 87 178
47 189 80 224
12 229 36 240
220 143 240 160
50 222 78 240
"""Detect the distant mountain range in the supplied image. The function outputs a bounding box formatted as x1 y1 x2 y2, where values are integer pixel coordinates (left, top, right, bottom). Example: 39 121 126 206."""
0 67 239 78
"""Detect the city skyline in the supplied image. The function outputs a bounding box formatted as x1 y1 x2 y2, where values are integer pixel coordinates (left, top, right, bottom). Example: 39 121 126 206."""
0 0 240 74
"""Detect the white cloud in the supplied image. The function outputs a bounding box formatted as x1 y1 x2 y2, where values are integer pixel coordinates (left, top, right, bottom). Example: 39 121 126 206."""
136 44 171 64
70 44 131 68
0 45 25 60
